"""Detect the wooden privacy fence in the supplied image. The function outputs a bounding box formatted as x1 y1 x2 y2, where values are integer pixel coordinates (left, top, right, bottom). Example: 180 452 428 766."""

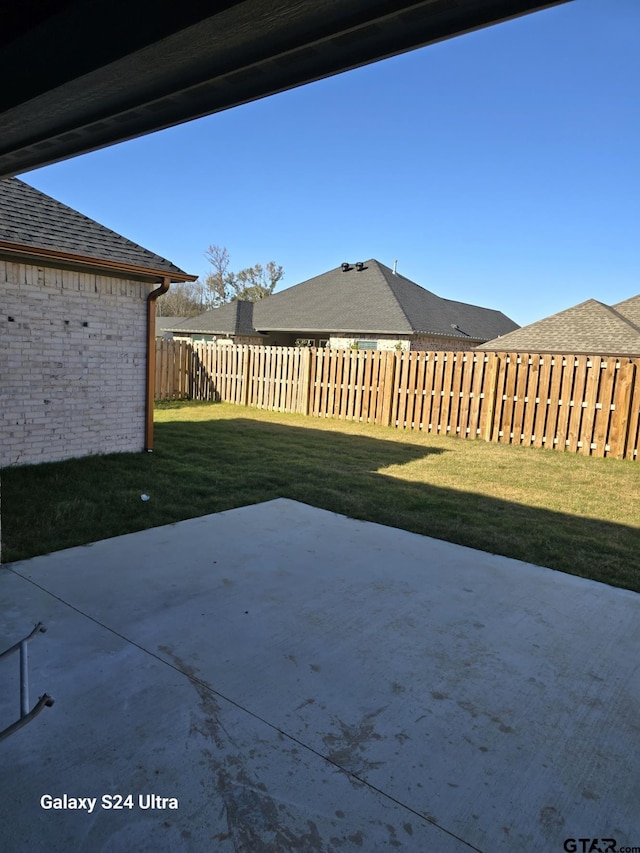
155 340 310 413
155 339 640 460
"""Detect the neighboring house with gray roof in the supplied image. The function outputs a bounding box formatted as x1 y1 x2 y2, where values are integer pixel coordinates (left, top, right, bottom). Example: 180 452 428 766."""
165 300 261 344
0 177 195 467
156 316 189 339
478 296 640 357
170 259 518 351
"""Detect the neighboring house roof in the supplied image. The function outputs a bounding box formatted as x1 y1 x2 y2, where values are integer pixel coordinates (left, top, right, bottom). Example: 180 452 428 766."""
251 260 517 340
165 300 258 336
0 177 195 281
174 260 517 340
479 297 640 356
156 316 189 335
612 293 640 329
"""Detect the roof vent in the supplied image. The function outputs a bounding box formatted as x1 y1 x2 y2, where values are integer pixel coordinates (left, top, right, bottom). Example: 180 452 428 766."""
341 262 350 272
451 323 459 330
392 259 397 275
355 262 364 271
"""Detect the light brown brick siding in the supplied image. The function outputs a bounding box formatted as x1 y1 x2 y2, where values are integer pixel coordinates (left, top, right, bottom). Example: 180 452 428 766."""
0 260 152 467
231 335 264 346
410 335 480 352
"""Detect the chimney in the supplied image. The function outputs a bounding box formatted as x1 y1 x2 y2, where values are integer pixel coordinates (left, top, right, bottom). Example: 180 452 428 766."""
392 259 397 275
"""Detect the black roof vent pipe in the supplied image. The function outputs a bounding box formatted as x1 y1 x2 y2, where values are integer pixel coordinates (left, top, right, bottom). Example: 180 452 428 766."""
341 262 350 272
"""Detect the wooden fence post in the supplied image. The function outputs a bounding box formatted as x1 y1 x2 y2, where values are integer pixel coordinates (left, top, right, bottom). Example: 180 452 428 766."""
625 360 640 460
241 346 250 407
483 352 500 443
300 346 311 415
610 360 636 459
380 351 397 427
622 361 638 459
187 342 194 399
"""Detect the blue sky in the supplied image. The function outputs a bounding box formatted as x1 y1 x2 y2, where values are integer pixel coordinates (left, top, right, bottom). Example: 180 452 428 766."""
23 0 639 327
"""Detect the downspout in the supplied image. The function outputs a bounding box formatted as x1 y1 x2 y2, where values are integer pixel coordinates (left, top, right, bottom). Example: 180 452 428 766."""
145 276 170 451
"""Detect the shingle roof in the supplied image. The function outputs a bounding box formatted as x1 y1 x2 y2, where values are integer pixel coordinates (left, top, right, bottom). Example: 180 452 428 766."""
166 300 258 336
251 260 518 340
612 294 640 329
0 177 193 279
157 316 189 333
478 297 640 356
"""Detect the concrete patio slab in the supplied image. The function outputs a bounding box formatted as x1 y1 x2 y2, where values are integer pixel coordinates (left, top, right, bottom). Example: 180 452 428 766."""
1 498 639 852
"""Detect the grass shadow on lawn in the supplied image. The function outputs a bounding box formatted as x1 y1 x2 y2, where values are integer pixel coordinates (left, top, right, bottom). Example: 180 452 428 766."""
2 415 639 592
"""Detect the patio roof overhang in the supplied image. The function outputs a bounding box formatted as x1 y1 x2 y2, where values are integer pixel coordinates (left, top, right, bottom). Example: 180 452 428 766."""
0 0 572 179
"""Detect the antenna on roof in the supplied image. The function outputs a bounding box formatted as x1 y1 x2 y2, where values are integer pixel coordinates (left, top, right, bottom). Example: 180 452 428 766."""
392 259 397 276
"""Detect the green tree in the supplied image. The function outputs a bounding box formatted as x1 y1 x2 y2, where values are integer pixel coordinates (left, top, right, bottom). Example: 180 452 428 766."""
233 261 284 301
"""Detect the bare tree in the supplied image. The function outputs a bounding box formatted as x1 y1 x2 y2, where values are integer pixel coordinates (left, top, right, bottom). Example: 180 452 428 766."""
202 245 284 306
156 282 202 317
203 244 236 307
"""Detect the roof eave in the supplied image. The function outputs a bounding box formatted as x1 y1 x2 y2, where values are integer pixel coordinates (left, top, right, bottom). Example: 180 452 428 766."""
0 240 197 283
171 329 233 335
256 325 487 339
255 327 413 335
416 330 485 341
478 345 640 358
169 328 265 335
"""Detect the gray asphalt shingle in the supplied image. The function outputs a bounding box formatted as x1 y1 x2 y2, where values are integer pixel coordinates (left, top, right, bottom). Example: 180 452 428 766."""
251 260 518 340
166 300 257 336
479 297 640 356
612 294 640 330
0 177 191 279
157 316 189 333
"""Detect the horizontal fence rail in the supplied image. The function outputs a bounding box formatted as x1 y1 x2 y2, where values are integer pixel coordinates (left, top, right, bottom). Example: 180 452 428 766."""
155 340 639 460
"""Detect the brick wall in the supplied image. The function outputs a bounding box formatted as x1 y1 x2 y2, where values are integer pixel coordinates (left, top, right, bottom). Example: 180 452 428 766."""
329 335 410 351
231 335 265 346
410 335 480 352
327 334 483 351
0 260 152 467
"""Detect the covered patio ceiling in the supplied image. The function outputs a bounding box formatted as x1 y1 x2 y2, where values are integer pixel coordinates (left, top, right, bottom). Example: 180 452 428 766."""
1 0 572 179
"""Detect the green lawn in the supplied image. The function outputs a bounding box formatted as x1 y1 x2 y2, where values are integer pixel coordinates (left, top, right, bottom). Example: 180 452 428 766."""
2 400 639 591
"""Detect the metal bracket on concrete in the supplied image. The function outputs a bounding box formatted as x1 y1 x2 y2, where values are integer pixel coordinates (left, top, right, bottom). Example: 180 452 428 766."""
0 622 54 743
